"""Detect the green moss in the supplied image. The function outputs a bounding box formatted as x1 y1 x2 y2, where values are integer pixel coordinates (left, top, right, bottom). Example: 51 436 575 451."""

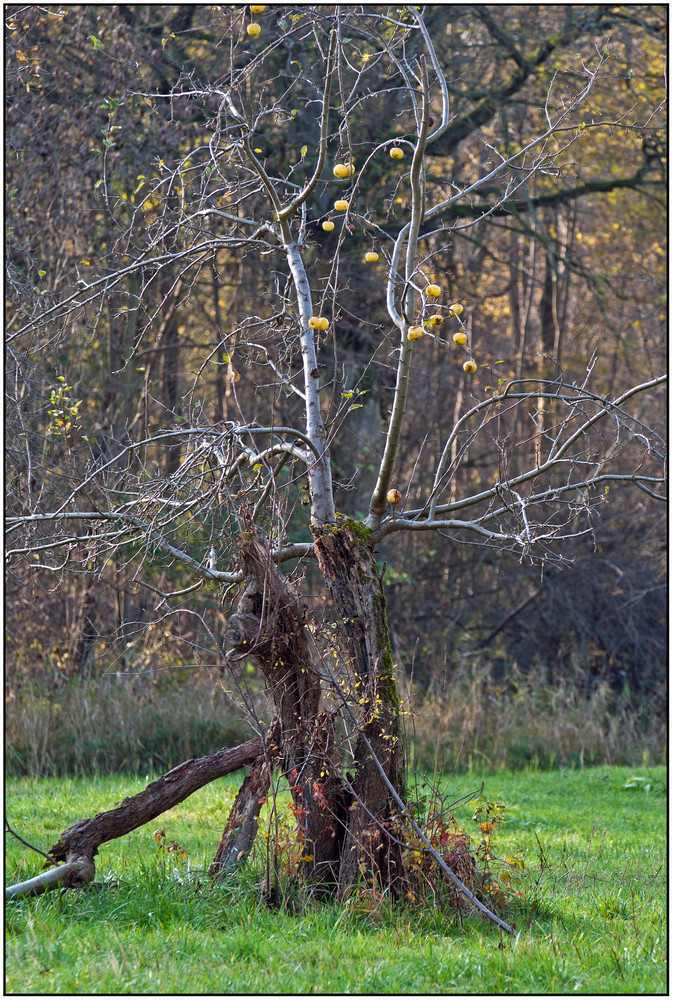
343 518 374 543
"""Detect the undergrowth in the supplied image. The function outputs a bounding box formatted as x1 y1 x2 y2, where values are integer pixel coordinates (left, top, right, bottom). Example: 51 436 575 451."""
5 659 664 777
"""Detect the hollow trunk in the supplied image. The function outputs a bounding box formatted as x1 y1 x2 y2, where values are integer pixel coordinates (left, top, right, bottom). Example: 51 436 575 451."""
223 523 407 898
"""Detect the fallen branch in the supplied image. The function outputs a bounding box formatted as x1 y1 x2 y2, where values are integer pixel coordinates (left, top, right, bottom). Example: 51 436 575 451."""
5 735 263 901
5 857 96 900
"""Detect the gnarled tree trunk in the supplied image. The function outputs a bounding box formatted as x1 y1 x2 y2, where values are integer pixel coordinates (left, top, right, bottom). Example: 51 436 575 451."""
222 523 407 898
224 530 350 892
313 520 406 898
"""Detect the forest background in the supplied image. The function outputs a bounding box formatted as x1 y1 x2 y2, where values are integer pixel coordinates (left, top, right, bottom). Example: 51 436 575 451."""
5 3 667 781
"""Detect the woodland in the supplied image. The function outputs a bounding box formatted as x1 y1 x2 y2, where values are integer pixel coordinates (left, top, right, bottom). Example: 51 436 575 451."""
5 4 667 914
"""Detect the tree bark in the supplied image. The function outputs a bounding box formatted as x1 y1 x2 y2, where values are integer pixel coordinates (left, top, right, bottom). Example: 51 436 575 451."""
312 519 407 898
6 736 265 901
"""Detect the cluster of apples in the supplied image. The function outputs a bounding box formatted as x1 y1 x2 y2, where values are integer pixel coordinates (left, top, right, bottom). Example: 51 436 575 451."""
325 144 404 225
304 147 476 372
405 289 477 373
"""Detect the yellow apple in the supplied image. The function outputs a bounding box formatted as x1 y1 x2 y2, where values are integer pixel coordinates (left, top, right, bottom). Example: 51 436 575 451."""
407 326 424 341
463 360 477 373
390 147 404 159
250 5 266 11
425 284 441 298
449 303 464 316
322 220 335 231
318 317 329 330
247 23 261 37
387 489 402 504
334 199 349 211
428 314 443 326
333 163 349 178
365 251 379 262
453 332 467 345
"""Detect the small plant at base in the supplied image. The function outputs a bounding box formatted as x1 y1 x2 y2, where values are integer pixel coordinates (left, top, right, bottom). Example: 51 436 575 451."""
468 796 526 910
152 828 188 859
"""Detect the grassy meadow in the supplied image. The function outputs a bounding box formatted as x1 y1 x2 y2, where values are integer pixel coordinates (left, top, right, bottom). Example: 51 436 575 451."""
5 765 667 994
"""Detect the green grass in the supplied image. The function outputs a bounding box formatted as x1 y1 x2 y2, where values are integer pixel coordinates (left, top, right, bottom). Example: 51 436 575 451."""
5 766 667 994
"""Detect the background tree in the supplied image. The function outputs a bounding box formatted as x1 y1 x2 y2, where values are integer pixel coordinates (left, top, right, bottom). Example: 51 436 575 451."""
5 5 666 905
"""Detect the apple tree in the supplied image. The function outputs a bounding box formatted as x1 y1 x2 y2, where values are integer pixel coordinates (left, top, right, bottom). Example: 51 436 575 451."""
6 5 666 914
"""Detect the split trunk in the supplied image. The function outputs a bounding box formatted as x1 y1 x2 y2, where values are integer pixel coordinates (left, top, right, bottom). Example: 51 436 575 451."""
224 523 407 897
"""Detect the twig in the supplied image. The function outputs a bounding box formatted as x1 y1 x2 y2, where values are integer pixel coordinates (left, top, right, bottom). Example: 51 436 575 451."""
5 816 57 866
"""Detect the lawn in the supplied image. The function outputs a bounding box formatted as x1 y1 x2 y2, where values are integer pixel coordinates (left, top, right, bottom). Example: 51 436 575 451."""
5 765 667 994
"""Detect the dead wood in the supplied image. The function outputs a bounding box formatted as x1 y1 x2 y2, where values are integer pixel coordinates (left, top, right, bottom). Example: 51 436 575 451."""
209 754 272 878
5 735 264 901
47 736 264 864
5 857 96 900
